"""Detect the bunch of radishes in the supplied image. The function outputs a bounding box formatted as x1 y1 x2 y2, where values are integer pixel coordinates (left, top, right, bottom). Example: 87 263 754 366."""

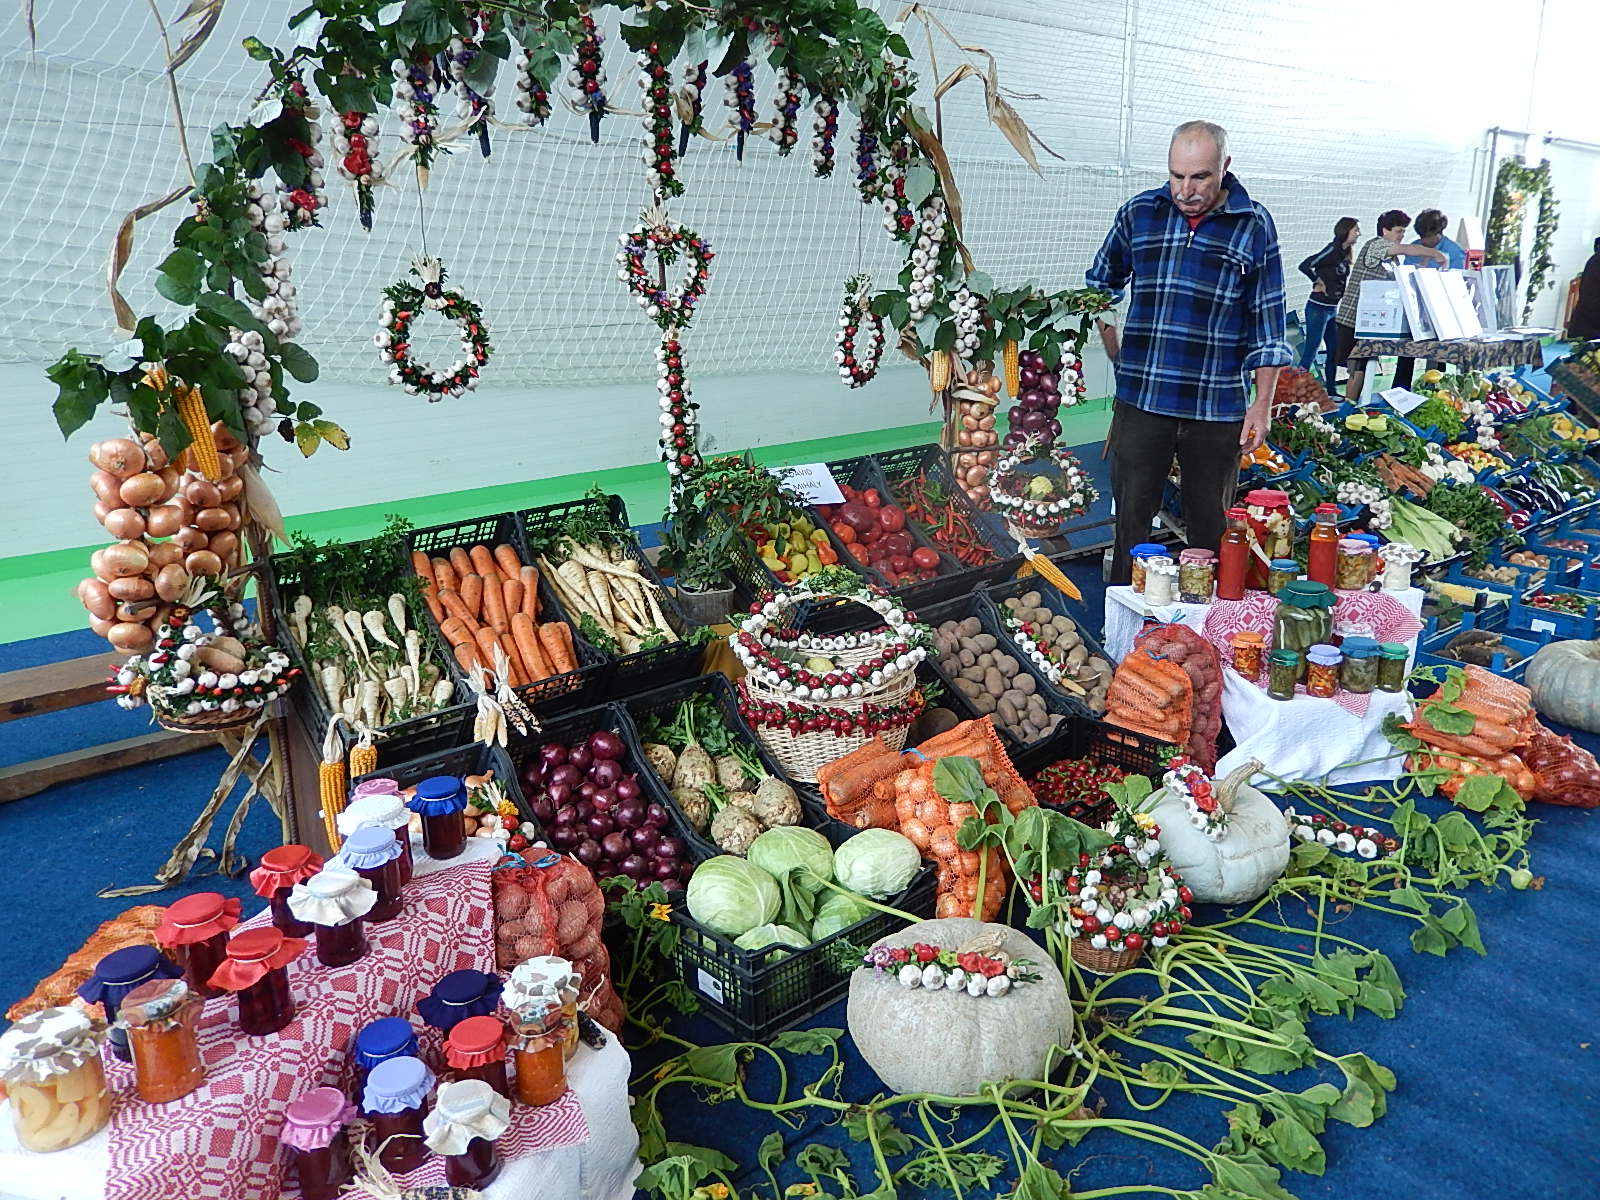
80 427 249 654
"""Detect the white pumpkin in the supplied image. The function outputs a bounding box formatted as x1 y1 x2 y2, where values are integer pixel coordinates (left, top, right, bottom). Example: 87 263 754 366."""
1526 639 1600 733
1146 759 1288 905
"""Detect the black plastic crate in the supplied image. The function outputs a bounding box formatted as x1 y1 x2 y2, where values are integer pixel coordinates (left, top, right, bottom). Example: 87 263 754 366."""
978 577 1114 719
1008 715 1173 827
406 512 610 715
870 442 1021 557
816 454 964 605
670 860 937 1041
716 501 871 599
519 494 702 699
266 539 473 768
351 738 531 830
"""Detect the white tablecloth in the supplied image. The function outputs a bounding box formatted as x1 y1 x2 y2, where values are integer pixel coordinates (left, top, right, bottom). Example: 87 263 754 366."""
0 836 640 1200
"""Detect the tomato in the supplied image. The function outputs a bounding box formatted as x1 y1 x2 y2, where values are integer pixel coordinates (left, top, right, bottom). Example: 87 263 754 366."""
862 488 882 508
877 506 906 532
912 546 940 570
831 520 858 544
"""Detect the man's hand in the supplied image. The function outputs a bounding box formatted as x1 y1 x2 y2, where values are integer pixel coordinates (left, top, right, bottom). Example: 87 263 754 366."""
1239 397 1270 455
1097 320 1120 361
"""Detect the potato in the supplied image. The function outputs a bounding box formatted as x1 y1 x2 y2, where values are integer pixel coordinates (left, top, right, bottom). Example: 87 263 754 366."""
1013 672 1036 695
958 647 976 668
997 695 1019 727
958 617 981 637
1021 591 1042 607
996 656 1017 678
971 691 997 715
954 678 980 699
983 668 1003 694
972 633 997 652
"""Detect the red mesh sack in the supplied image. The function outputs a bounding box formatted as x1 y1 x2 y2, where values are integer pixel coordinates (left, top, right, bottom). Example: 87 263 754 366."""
1131 624 1222 770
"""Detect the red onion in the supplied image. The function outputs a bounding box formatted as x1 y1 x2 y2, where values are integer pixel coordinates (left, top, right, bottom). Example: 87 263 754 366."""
540 744 569 770
577 781 600 800
620 854 648 879
1039 371 1059 392
519 762 546 792
629 826 658 853
546 781 572 808
1019 409 1049 433
591 789 616 813
601 831 630 860
530 796 556 824
587 730 626 761
614 799 646 828
654 858 680 881
567 745 593 772
589 759 624 788
615 777 641 802
584 812 614 839
548 764 583 791
549 826 580 850
1019 389 1046 411
644 803 669 829
554 803 579 828
656 835 685 860
1047 418 1062 439
1007 405 1025 425
574 838 603 867
1019 366 1040 388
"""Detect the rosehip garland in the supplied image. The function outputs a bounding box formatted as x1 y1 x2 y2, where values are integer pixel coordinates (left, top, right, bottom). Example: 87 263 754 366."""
568 12 607 143
390 57 439 169
637 42 680 199
375 255 491 401
836 274 884 389
676 59 707 157
738 689 925 738
724 59 755 160
768 67 801 155
447 32 495 157
1282 807 1398 859
513 48 553 126
655 334 701 479
273 72 326 230
615 206 715 332
332 111 384 231
811 90 838 177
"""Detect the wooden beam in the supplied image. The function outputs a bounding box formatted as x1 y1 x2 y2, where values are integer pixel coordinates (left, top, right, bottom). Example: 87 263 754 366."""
0 731 210 803
0 653 117 723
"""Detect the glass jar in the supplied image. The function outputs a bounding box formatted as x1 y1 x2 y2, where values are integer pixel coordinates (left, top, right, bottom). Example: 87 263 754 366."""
1217 508 1250 600
250 845 323 939
1230 631 1266 679
1377 643 1410 692
1129 542 1165 593
1144 559 1177 605
409 776 468 862
1380 543 1419 592
1242 488 1294 589
1178 549 1216 603
1266 650 1301 700
1339 637 1381 694
506 956 581 1061
0 1008 111 1152
119 978 205 1103
1307 503 1341 588
210 926 306 1037
79 944 183 1063
1350 533 1383 586
512 1030 567 1106
1334 539 1372 591
353 1017 419 1113
156 891 241 1000
445 1015 511 1099
418 969 503 1037
363 1055 434 1175
339 787 415 886
289 865 376 968
1305 645 1342 698
1273 581 1335 676
1266 558 1299 597
283 1086 357 1200
425 1079 511 1189
332 826 405 923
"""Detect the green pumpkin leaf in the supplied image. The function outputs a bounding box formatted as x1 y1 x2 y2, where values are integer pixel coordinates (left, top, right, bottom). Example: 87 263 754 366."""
276 340 320 383
771 1027 842 1056
1417 701 1476 737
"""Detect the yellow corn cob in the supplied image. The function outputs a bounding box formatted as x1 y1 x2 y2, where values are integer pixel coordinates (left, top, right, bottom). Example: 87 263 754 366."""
176 384 222 481
319 759 347 852
1003 339 1020 396
348 740 379 779
929 349 950 394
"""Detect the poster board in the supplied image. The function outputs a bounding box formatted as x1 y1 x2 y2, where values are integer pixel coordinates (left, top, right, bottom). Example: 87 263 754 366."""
1392 265 1435 340
1354 279 1409 338
1438 271 1484 338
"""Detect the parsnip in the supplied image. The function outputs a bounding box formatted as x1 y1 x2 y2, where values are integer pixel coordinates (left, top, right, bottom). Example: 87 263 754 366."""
430 679 456 705
364 609 398 650
387 594 408 637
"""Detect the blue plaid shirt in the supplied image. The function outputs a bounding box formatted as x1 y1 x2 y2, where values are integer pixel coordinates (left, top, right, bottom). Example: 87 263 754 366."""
1087 173 1292 423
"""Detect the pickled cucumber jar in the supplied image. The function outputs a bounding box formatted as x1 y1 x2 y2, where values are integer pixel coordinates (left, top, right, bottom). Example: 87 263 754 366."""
1266 650 1302 700
1273 582 1335 677
0 1008 110 1152
1377 643 1410 692
1339 637 1381 695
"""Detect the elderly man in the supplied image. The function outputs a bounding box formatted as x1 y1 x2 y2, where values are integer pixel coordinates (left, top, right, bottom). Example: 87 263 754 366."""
1088 121 1291 584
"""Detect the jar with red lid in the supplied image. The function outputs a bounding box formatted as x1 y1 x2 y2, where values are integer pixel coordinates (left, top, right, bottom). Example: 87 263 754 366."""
424 1078 511 1189
408 776 468 861
209 926 306 1036
249 845 323 938
288 866 376 968
1241 488 1294 589
419 969 503 1036
332 827 404 923
362 1055 434 1174
337 786 414 885
118 978 205 1103
445 1015 511 1099
283 1085 358 1200
156 891 241 1000
79 945 183 1062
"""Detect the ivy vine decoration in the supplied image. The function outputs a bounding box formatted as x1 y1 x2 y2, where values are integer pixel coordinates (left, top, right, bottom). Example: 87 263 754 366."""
375 255 491 401
1486 157 1559 321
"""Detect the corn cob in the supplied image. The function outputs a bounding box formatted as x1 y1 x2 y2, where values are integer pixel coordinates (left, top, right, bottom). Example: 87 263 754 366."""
176 384 223 481
319 720 350 852
1003 339 1020 396
348 739 379 779
929 349 950 394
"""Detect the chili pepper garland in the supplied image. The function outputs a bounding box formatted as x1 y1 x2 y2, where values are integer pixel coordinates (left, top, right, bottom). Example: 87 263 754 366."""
569 11 608 143
332 111 384 231
836 274 884 389
637 42 680 199
513 47 553 126
375 255 492 401
390 57 439 169
768 67 802 155
676 60 706 157
724 59 756 160
811 89 839 177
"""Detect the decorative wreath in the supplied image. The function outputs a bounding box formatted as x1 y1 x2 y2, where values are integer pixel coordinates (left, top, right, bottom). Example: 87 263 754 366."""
992 438 1098 535
836 274 885 389
730 583 928 700
1060 818 1189 954
616 204 715 332
1283 807 1396 859
1160 757 1229 840
376 255 491 401
863 940 1041 999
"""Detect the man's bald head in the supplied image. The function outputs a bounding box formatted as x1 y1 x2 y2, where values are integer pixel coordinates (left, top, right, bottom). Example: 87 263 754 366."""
1168 121 1231 218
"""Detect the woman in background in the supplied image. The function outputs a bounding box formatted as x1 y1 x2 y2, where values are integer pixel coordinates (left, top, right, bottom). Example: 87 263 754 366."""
1297 217 1359 393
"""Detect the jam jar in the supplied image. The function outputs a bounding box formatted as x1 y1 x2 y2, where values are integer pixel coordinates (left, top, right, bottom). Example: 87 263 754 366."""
1305 644 1343 698
289 865 376 968
409 776 469 862
156 891 241 1000
210 926 306 1037
418 969 503 1037
118 978 205 1103
332 826 405 923
79 944 183 1062
0 1008 110 1152
424 1078 512 1189
282 1086 357 1200
250 845 323 939
445 1015 511 1099
352 1017 419 1112
363 1055 435 1175
338 786 415 885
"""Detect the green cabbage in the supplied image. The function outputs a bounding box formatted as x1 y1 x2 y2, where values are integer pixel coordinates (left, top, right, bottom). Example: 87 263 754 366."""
733 923 810 954
747 826 834 891
686 855 780 937
810 890 873 940
832 829 921 898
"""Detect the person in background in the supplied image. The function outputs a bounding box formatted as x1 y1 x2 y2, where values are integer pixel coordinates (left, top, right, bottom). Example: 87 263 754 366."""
1333 210 1446 400
1408 209 1466 269
1297 216 1359 392
1567 237 1600 342
1088 120 1291 584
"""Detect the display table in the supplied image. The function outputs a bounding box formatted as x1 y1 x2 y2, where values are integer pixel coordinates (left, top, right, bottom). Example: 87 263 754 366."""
1348 332 1545 390
0 837 640 1200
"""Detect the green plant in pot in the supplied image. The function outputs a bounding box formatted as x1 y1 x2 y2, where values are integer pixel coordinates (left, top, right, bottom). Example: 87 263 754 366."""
659 507 740 626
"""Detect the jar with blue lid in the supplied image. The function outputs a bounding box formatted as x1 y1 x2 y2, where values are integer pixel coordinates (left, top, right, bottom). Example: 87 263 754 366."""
1339 637 1381 694
409 776 468 862
352 1017 418 1111
418 969 503 1035
1129 543 1166 593
363 1054 434 1174
79 945 182 1062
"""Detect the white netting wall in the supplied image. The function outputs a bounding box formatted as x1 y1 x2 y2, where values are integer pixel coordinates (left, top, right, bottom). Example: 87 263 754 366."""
0 0 1563 386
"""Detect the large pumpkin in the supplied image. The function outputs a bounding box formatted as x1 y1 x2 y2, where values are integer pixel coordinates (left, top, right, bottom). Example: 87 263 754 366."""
1146 759 1288 906
1526 640 1600 733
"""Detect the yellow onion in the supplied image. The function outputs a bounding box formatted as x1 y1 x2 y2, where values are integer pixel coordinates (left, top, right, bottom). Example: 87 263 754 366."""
93 543 149 579
108 622 155 652
184 479 221 509
217 474 244 502
77 578 115 620
101 507 147 540
194 506 232 532
173 526 209 552
154 563 189 602
118 472 167 508
146 540 183 567
89 470 122 505
144 505 183 538
184 549 223 576
89 438 147 479
109 576 155 601
207 530 239 565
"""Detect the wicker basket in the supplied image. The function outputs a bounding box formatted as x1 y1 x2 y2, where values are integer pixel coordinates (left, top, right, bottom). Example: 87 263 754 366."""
153 705 262 735
1069 937 1146 976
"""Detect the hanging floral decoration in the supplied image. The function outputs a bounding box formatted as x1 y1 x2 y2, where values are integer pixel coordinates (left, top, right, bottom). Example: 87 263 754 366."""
569 11 608 143
992 438 1099 535
725 59 757 160
376 255 491 401
1486 157 1560 322
390 57 439 169
513 47 554 126
638 41 681 199
272 72 326 230
675 59 707 156
811 89 839 177
616 206 715 332
656 334 701 478
332 111 384 231
768 67 802 156
836 274 885 389
446 28 495 157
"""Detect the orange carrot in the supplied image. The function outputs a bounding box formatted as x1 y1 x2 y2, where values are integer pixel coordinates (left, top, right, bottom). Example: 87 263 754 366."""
502 577 524 621
440 616 475 647
538 621 575 674
498 632 528 686
475 626 506 679
449 547 473 579
520 566 541 619
460 573 484 621
512 613 549 681
433 558 457 594
453 642 482 674
493 543 523 580
423 593 444 624
411 551 435 589
482 577 509 634
470 544 499 580
437 589 476 630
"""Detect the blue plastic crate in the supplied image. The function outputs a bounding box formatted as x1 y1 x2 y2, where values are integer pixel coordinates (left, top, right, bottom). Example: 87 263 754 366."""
1414 608 1556 682
1508 587 1600 639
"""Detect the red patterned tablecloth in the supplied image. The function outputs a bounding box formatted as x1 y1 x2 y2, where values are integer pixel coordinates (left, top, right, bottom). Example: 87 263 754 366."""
104 859 589 1200
1201 590 1423 717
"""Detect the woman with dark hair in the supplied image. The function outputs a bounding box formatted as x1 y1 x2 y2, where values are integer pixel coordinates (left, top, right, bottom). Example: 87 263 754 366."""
1333 209 1446 400
1297 216 1359 390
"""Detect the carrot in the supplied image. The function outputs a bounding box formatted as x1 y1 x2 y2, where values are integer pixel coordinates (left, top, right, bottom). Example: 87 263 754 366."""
437 589 476 630
502 577 524 621
511 612 550 680
498 632 528 686
453 642 482 674
433 558 457 594
475 626 506 679
494 544 523 580
482 578 509 634
449 547 473 579
519 566 541 619
422 593 444 624
460 573 484 621
539 621 575 674
440 616 475 648
411 551 435 589
469 544 499 580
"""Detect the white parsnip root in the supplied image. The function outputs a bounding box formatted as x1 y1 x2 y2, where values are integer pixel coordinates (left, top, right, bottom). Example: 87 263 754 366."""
295 588 453 731
538 538 681 656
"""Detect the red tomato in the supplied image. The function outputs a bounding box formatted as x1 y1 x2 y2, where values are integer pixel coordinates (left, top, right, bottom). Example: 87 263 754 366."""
832 521 858 544
862 488 882 508
877 506 906 532
912 546 940 570
859 524 882 544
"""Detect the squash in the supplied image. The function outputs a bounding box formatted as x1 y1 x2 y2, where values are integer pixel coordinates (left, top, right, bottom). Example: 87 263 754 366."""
1146 758 1288 906
1526 639 1600 733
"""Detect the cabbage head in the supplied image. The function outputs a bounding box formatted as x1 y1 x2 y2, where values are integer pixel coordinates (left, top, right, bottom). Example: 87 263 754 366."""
832 829 921 898
686 855 780 937
747 826 834 891
733 923 810 954
810 890 873 940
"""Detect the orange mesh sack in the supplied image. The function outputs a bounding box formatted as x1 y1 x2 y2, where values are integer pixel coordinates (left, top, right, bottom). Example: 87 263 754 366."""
1105 647 1194 753
492 851 624 1032
7 906 166 1022
818 737 915 829
1132 624 1222 770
